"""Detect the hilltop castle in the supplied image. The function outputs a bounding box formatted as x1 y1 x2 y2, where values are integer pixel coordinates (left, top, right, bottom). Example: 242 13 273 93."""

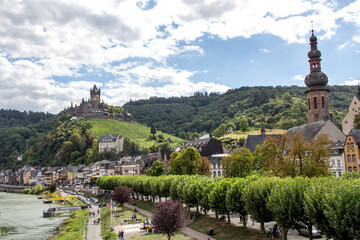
63 84 108 116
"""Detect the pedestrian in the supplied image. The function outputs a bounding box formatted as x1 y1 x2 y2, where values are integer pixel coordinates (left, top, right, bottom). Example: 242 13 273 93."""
267 228 273 239
120 230 124 240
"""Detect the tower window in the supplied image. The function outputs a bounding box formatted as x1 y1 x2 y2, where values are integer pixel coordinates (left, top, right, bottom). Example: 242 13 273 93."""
314 97 317 109
308 98 311 110
322 96 325 108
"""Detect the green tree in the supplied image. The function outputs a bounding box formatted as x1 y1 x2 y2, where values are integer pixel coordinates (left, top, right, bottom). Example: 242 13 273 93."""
60 141 72 165
267 177 312 240
147 160 165 176
304 178 339 240
208 178 234 222
226 178 250 227
322 179 360 240
151 123 157 139
243 177 280 234
239 118 249 131
222 148 253 178
170 147 200 175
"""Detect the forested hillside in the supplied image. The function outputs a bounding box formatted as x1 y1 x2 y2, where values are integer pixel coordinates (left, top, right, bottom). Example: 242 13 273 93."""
123 85 356 136
0 110 56 169
1 113 184 169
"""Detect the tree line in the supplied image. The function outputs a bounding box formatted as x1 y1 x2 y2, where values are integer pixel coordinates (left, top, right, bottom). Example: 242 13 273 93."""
123 85 357 137
96 173 360 240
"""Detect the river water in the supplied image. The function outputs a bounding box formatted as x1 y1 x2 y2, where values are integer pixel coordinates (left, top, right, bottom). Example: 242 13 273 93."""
0 192 70 240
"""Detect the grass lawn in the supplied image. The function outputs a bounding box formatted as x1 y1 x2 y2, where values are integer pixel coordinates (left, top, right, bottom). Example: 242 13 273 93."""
100 205 147 240
83 119 184 148
113 206 147 225
55 209 89 240
130 232 197 240
188 215 266 240
134 199 155 212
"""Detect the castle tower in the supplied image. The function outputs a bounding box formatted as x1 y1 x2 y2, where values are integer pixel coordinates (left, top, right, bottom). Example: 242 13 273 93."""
304 30 330 124
90 84 101 108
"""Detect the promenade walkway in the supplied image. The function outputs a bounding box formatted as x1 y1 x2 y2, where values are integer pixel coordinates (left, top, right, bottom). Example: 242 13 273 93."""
124 203 215 240
87 203 102 240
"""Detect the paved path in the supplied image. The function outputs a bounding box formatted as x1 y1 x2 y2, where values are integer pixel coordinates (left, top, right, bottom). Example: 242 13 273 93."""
87 203 102 240
124 203 215 240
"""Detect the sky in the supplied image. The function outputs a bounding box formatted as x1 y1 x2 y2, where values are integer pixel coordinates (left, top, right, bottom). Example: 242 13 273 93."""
1 0 360 113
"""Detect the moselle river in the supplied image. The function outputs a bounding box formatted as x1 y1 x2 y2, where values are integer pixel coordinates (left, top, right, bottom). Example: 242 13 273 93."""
0 192 70 240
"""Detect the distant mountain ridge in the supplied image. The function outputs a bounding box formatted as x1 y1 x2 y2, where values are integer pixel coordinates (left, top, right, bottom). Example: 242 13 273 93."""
123 85 356 135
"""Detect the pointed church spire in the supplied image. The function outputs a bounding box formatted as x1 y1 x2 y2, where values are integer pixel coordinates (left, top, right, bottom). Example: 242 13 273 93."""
357 79 360 97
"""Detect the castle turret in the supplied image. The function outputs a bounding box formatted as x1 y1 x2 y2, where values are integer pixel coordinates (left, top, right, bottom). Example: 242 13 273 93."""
90 84 101 108
304 29 330 123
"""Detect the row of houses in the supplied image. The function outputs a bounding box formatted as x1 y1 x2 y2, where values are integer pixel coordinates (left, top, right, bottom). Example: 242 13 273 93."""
0 135 228 186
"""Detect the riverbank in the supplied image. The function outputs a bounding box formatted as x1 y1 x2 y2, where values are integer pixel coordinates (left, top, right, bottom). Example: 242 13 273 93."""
47 198 89 240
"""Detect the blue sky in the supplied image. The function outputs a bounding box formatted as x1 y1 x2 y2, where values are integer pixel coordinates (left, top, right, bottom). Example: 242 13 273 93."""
0 0 360 113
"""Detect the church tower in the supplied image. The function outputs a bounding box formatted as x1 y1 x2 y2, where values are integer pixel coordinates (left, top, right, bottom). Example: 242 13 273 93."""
304 30 330 124
90 84 101 108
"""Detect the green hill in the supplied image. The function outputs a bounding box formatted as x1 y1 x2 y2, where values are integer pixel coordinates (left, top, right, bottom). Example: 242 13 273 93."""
83 118 184 148
123 85 356 136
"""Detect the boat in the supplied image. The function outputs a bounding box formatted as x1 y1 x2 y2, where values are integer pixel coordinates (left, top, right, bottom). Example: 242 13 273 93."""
37 196 43 199
43 209 55 217
43 200 52 204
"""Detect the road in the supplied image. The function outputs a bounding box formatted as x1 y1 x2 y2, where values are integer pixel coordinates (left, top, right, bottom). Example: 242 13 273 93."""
87 202 102 240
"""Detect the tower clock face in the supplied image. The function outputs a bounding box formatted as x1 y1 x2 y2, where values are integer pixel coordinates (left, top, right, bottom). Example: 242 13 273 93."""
320 75 324 80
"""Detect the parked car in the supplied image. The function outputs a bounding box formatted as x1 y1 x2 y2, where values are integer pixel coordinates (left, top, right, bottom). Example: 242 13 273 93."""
297 223 322 238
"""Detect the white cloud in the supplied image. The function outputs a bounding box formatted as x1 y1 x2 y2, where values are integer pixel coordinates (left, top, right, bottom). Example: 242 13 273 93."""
292 74 305 81
337 41 350 51
259 48 270 53
353 35 360 43
0 0 359 112
339 77 360 86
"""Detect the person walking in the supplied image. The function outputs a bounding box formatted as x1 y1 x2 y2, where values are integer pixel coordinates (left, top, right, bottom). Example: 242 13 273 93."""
118 230 124 240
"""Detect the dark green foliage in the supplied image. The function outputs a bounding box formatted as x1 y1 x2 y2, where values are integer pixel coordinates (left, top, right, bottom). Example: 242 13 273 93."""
0 110 56 169
22 116 98 167
123 85 356 135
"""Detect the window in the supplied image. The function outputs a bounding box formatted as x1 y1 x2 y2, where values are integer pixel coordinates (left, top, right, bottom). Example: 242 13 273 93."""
218 171 221 177
349 167 352 172
308 98 311 110
213 164 216 169
352 143 354 149
354 167 358 172
337 160 341 167
345 121 348 124
348 155 351 162
339 172 342 177
322 96 325 108
314 97 317 109
331 160 335 166
347 143 350 149
213 172 216 178
353 155 356 162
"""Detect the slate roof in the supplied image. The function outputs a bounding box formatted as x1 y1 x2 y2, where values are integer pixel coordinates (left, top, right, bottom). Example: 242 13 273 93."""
99 134 123 143
243 134 282 153
349 129 360 144
286 120 328 139
184 138 211 148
